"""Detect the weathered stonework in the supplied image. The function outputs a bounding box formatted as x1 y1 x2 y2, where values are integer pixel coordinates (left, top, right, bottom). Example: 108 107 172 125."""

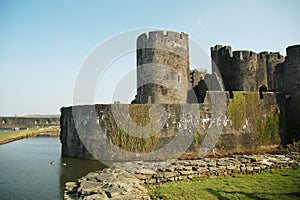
64 152 300 199
64 168 151 200
60 91 286 161
0 116 60 129
60 31 299 163
282 45 300 141
210 44 300 140
134 31 189 104
210 45 285 92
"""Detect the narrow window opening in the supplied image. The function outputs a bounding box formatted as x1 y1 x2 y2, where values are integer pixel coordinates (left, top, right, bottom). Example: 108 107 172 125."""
259 92 264 99
178 75 181 83
259 85 267 99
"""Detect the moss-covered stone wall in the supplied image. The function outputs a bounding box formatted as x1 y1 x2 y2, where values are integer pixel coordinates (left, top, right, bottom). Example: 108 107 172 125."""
60 91 286 161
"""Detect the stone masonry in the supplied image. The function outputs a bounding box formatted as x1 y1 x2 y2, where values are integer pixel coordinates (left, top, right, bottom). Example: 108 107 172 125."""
209 44 300 140
60 31 300 162
64 152 300 200
133 31 190 104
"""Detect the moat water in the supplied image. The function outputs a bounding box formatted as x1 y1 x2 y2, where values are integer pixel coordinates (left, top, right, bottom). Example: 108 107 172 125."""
0 136 106 199
0 129 14 132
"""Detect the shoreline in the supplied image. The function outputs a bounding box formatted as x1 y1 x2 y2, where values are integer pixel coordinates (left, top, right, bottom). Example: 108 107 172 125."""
0 126 60 145
64 151 300 200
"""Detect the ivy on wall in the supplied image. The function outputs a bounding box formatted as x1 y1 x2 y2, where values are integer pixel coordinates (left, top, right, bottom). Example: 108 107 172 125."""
109 128 157 152
227 93 247 130
257 105 280 145
227 92 281 145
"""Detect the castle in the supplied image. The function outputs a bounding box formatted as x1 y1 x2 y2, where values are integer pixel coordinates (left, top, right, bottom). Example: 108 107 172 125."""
60 31 299 161
131 31 299 141
210 44 300 140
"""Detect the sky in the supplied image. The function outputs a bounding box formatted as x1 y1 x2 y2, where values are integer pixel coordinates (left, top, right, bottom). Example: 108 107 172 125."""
0 0 299 116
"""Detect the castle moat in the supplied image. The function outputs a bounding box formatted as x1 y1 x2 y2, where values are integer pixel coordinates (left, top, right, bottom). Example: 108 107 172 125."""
0 136 106 200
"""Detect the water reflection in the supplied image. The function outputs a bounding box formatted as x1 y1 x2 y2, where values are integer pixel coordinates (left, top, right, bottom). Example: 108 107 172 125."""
59 157 106 198
0 136 106 200
0 128 14 132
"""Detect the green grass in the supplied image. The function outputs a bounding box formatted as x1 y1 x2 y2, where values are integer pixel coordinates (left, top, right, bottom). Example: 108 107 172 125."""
149 167 300 200
0 126 60 143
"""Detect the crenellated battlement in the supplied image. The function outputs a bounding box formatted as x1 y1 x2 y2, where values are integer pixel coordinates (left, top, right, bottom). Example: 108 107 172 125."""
211 45 232 57
213 47 285 61
233 50 258 60
286 44 300 63
211 45 288 92
259 52 268 59
211 44 223 52
269 52 284 60
137 31 189 50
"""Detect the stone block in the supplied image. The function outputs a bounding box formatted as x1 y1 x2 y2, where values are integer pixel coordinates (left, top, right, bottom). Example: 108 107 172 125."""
163 172 177 179
240 167 247 172
208 167 218 171
179 170 195 175
246 166 254 172
183 166 193 171
226 166 237 170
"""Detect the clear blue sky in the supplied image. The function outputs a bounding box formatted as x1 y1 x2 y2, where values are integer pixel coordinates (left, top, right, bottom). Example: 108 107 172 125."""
0 0 299 116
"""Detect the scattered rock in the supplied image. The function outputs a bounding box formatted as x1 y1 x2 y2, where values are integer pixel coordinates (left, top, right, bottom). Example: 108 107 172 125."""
64 153 300 199
64 169 150 200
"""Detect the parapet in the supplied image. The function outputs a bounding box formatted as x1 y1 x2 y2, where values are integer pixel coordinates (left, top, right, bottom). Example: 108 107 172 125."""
137 31 189 50
268 52 284 60
286 44 300 55
211 44 223 52
211 45 232 57
286 44 300 61
257 51 284 61
259 51 268 59
233 50 258 60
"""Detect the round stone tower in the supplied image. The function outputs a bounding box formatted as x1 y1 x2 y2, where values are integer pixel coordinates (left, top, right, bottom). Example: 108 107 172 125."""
134 31 190 104
284 44 300 140
284 44 300 98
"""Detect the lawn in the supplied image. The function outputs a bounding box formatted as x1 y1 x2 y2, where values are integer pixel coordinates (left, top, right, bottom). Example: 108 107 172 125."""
0 126 60 144
149 167 300 200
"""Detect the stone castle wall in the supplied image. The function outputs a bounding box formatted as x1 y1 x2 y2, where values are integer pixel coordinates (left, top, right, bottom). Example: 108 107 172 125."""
0 116 60 129
210 44 300 140
60 30 299 162
282 45 300 140
134 31 190 104
60 91 286 161
211 45 284 92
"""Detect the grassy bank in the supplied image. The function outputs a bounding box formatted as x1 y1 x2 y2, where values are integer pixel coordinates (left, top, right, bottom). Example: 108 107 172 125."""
149 167 300 200
0 126 60 145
